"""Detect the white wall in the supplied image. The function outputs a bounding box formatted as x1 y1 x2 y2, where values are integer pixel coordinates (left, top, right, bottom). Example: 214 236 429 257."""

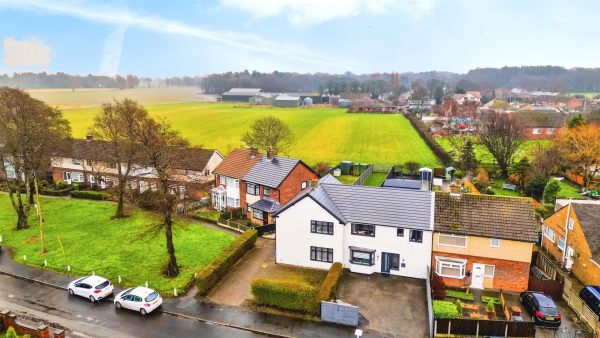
276 196 433 279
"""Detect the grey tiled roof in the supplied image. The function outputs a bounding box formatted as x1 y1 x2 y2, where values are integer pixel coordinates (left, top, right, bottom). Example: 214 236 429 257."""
318 174 341 185
242 156 300 188
572 204 600 262
275 183 434 231
435 193 538 242
249 198 281 213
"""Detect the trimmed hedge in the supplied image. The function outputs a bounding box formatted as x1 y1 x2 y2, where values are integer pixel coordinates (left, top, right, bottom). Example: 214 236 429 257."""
195 229 257 294
433 300 460 319
316 262 343 302
70 190 108 200
251 278 319 314
404 113 453 165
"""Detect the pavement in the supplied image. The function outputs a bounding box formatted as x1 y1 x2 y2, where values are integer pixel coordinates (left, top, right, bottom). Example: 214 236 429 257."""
337 273 430 338
0 245 386 338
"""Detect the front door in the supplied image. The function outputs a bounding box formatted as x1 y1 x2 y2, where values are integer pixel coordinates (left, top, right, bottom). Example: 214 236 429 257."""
565 246 575 270
63 172 71 185
381 252 392 275
471 263 485 289
262 211 269 225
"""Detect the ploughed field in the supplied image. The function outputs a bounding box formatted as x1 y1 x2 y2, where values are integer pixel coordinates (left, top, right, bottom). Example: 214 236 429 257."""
63 102 441 167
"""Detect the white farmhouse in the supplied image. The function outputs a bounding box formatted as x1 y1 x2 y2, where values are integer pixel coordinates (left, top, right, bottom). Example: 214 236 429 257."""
274 175 434 279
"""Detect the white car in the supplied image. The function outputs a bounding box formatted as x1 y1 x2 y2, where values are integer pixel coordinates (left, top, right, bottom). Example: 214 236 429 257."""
68 275 114 302
114 287 162 315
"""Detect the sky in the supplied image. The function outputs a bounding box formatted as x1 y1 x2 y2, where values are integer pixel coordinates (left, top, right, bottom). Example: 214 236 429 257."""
0 0 599 77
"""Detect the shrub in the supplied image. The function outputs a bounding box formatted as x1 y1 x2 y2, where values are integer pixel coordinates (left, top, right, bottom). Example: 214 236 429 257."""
431 273 447 300
433 300 460 319
195 229 257 294
70 190 107 200
251 278 319 314
135 190 163 211
526 175 549 201
316 262 343 302
542 179 561 204
486 299 495 312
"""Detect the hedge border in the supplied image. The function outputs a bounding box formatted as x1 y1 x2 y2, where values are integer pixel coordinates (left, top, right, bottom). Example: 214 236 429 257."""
195 229 257 294
70 190 108 200
404 113 453 165
251 278 319 314
316 262 343 302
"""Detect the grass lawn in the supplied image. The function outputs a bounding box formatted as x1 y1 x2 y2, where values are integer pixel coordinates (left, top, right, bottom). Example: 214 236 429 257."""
568 92 599 99
489 178 522 197
62 102 441 167
445 289 474 301
556 180 583 199
436 136 550 165
27 87 206 109
0 194 234 294
363 172 388 187
195 209 221 221
337 175 358 185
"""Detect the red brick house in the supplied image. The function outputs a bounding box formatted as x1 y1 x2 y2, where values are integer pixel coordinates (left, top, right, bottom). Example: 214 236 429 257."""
513 112 567 139
432 193 537 292
211 148 317 225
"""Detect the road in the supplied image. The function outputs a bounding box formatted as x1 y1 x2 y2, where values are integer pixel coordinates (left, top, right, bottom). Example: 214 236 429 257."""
0 274 268 338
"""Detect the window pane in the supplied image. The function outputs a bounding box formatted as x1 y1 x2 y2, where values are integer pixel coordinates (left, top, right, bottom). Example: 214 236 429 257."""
391 254 400 270
352 223 375 236
397 228 404 237
484 265 495 277
441 266 461 277
410 230 423 242
439 234 466 246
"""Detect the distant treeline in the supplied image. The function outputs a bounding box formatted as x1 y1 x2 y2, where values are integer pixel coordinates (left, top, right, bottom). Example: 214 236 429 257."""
3 66 600 94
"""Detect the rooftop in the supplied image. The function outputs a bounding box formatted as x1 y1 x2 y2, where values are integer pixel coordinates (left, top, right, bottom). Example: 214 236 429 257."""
572 204 600 263
212 148 263 179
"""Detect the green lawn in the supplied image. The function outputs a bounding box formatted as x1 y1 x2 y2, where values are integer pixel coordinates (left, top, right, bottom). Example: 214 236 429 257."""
436 136 550 165
556 180 583 199
363 172 388 187
0 194 234 293
489 178 522 197
62 102 441 167
337 175 358 185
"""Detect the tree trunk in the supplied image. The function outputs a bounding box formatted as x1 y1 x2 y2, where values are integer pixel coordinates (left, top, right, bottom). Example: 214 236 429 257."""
16 210 28 230
162 192 179 277
114 183 126 219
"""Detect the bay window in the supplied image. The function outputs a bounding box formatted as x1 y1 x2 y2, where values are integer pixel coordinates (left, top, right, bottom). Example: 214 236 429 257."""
350 248 375 266
435 257 467 279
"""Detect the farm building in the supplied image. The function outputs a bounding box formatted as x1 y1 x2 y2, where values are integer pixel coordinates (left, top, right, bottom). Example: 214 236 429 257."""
274 95 301 107
303 97 313 106
249 93 275 105
286 92 322 103
222 88 263 101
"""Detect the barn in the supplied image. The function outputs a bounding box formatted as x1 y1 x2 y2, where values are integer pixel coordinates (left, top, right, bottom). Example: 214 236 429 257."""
274 95 301 107
221 88 262 101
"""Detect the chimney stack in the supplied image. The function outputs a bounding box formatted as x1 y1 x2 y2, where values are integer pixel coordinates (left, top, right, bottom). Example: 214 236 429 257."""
249 146 258 158
86 135 93 142
266 147 275 159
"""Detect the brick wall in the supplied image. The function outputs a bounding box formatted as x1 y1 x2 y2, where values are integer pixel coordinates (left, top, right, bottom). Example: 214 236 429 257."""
432 251 531 292
525 127 560 139
277 163 317 205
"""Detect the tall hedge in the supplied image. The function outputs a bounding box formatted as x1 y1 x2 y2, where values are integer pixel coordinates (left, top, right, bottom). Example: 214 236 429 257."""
404 113 453 165
195 229 257 294
251 278 319 314
316 262 343 302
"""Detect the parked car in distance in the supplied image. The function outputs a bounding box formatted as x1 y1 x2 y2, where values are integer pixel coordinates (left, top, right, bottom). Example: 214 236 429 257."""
579 286 600 317
114 287 162 315
68 275 114 302
519 291 561 327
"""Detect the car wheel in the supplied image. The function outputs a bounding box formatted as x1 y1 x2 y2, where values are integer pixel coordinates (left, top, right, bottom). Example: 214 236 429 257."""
140 308 147 315
89 295 96 302
68 289 74 296
115 302 122 309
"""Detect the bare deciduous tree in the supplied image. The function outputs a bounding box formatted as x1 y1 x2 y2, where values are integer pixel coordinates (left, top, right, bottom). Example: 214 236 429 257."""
0 87 71 230
89 99 148 218
133 117 188 277
478 112 524 177
242 115 294 155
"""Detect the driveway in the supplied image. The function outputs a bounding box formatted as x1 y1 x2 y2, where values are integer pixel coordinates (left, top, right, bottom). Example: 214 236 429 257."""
207 237 275 306
336 273 429 338
535 299 594 338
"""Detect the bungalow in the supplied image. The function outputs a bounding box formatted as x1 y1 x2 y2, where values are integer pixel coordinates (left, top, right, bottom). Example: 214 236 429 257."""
513 112 567 139
211 148 317 224
541 203 600 286
221 88 263 101
433 193 537 292
274 175 434 279
50 138 223 200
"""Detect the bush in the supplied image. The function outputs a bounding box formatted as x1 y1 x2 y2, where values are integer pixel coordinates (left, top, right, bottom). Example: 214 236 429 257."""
316 262 343 302
195 229 257 294
70 190 107 200
135 190 163 211
542 179 561 204
526 175 549 201
433 300 460 319
251 278 319 314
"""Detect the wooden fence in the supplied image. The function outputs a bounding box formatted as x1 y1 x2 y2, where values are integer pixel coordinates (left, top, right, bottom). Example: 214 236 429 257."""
528 277 563 299
434 318 536 337
353 164 373 186
562 278 600 336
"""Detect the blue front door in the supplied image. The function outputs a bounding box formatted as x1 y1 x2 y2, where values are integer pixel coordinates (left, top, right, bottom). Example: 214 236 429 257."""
381 252 392 275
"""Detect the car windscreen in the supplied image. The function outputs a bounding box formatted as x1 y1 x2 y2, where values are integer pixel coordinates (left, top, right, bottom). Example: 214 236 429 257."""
145 292 159 302
95 280 110 289
541 306 559 316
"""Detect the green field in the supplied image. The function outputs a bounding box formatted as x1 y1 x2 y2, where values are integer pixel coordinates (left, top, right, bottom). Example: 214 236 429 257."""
436 136 550 165
27 87 211 109
63 102 441 167
568 92 599 99
0 194 234 293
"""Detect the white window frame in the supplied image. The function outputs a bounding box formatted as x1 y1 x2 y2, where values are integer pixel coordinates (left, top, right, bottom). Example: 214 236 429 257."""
543 226 555 243
71 172 84 183
435 257 467 279
568 218 574 230
438 233 467 248
546 128 555 135
484 264 495 277
491 238 500 248
301 181 308 189
558 236 566 251
532 128 542 135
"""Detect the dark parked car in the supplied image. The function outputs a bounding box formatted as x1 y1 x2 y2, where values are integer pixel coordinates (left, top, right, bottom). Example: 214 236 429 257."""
579 286 600 317
519 291 561 327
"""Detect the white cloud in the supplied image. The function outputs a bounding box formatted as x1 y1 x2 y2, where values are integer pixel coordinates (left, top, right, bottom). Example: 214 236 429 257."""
221 0 437 26
3 36 50 68
98 25 127 76
2 0 355 70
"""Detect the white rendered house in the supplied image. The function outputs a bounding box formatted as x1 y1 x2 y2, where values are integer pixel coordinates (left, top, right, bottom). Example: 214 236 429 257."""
274 175 434 279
